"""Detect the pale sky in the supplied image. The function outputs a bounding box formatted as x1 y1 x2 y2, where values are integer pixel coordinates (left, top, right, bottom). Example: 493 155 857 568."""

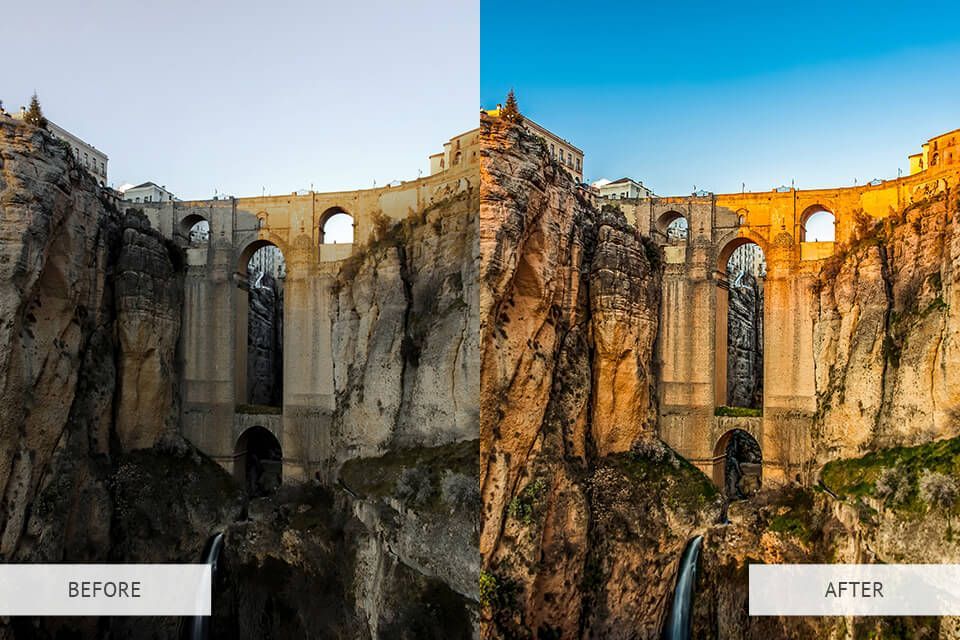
2 0 479 199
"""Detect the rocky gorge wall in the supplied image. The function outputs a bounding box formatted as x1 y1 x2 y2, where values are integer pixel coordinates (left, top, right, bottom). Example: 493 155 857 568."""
479 115 703 638
480 111 960 639
726 274 763 408
0 114 480 639
813 192 960 460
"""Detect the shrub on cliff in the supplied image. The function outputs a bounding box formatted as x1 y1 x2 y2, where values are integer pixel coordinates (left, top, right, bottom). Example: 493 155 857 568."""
441 471 480 512
395 467 433 506
919 470 958 511
23 92 47 128
874 467 910 506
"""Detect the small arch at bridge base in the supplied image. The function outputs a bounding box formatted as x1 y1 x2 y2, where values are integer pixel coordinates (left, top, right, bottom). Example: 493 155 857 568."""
712 428 762 499
234 426 282 496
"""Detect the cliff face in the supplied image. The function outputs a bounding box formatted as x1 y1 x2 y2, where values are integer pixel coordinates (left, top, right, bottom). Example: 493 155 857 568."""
0 115 480 639
480 116 694 638
330 189 479 458
246 275 283 406
0 117 185 563
813 192 960 459
726 275 762 408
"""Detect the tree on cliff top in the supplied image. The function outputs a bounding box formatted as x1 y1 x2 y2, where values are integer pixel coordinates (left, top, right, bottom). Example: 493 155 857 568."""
24 92 47 128
501 89 522 123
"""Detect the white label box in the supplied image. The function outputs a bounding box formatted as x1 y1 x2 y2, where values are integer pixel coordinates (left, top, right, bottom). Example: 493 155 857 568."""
750 564 960 616
0 565 211 616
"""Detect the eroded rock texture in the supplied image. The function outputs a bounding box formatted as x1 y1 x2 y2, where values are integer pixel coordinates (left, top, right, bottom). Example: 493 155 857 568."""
480 115 700 638
0 115 479 640
330 189 480 458
246 274 283 406
726 275 762 408
814 194 960 460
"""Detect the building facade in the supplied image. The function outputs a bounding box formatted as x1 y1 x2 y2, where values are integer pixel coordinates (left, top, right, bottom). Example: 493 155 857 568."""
429 128 480 175
11 109 108 185
909 128 960 175
121 182 176 203
595 177 653 200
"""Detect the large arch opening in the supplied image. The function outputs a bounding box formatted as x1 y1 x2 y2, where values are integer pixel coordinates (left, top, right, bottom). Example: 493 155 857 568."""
712 429 762 498
234 426 282 495
180 214 210 246
319 207 354 245
657 210 689 243
716 239 765 411
800 206 836 242
236 241 285 408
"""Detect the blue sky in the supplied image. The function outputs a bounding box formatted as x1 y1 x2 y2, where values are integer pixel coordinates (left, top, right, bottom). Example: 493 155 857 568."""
2 0 478 199
482 0 960 195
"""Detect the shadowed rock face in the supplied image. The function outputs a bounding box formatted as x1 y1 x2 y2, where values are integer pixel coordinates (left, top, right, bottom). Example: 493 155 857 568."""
480 115 713 639
726 275 762 409
247 274 283 406
0 116 480 639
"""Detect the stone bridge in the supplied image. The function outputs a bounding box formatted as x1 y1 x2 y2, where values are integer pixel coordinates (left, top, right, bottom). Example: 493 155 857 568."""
139 133 477 484
616 155 958 485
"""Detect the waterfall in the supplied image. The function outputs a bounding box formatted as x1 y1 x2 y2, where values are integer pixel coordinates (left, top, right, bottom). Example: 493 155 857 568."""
662 535 703 640
180 532 224 640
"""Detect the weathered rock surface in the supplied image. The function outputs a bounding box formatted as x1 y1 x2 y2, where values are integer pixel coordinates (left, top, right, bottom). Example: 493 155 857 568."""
330 188 479 459
0 115 479 639
480 115 674 638
246 273 283 406
726 274 762 408
814 194 960 460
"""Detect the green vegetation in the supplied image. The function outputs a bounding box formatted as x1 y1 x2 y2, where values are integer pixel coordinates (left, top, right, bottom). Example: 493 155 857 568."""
235 403 282 415
479 570 497 609
606 441 719 515
821 435 960 515
23 92 47 128
715 405 762 417
768 488 818 543
507 478 547 525
338 439 478 513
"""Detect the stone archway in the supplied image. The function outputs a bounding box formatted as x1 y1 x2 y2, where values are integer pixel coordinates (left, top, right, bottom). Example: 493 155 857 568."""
319 207 355 245
715 237 766 410
712 428 762 498
235 240 285 408
234 426 282 495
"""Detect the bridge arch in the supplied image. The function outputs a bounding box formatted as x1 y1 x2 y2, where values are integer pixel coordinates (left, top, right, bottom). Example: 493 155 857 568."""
319 206 355 245
655 209 689 241
179 213 210 245
715 237 765 409
235 240 285 407
712 428 762 497
799 205 836 242
234 425 282 494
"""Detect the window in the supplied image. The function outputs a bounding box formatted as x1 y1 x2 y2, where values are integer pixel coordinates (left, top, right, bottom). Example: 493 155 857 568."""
576 158 581 171
550 144 555 157
559 149 564 163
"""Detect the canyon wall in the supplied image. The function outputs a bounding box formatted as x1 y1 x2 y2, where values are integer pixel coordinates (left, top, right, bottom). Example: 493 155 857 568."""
726 275 763 408
0 114 479 639
480 115 711 638
813 192 960 460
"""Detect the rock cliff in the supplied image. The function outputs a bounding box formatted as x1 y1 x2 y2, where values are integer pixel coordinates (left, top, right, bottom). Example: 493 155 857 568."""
480 112 960 639
814 193 960 460
480 115 692 638
0 114 478 639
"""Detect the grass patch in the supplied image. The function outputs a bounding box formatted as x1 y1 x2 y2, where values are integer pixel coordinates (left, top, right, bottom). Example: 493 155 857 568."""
338 439 478 512
605 444 719 515
821 435 960 515
715 405 762 417
767 488 818 543
235 403 282 415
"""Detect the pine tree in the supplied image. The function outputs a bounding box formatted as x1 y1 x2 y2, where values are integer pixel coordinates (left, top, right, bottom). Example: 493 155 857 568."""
24 92 47 128
501 89 522 123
